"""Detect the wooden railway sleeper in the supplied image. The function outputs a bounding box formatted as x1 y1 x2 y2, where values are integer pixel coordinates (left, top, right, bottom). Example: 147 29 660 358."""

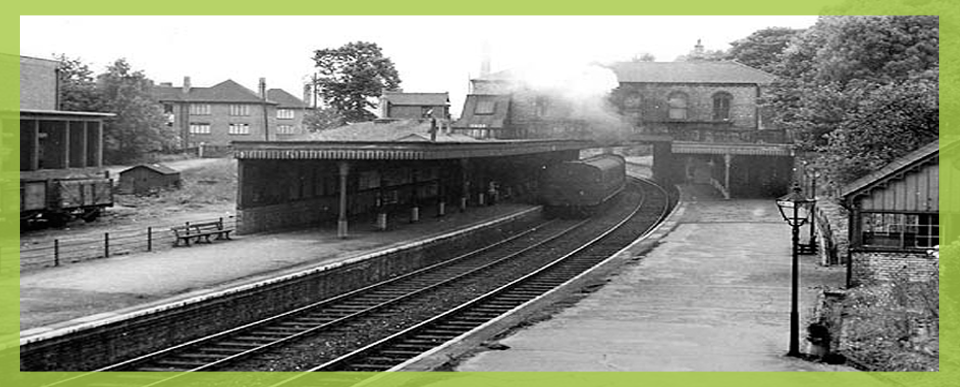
380 349 424 356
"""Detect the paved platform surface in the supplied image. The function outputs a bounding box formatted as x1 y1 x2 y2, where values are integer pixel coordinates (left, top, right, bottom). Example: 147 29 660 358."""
18 202 535 337
454 184 856 371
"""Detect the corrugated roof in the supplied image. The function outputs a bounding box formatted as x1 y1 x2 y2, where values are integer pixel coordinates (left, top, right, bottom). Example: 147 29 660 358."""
452 94 511 129
841 140 940 199
120 163 180 175
382 92 449 106
608 61 777 84
289 119 478 143
267 88 307 108
154 80 276 104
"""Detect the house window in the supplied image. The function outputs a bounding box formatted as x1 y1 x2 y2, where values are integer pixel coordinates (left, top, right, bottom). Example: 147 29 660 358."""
189 123 211 134
475 99 496 115
276 125 296 135
229 104 250 116
163 104 174 114
421 107 435 118
534 96 549 118
228 123 250 135
190 104 211 115
861 212 939 249
713 92 733 121
667 92 688 120
277 109 295 119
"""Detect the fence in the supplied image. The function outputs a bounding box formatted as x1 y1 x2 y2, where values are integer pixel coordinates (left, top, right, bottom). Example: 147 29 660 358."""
17 215 237 272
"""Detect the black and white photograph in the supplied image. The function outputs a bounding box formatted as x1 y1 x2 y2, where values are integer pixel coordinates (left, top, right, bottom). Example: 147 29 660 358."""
12 14 940 380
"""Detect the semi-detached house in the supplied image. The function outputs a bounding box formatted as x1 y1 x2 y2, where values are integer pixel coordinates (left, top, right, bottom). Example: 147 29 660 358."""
154 77 306 153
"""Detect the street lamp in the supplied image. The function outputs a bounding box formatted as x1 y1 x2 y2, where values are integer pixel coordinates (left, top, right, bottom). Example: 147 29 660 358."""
775 182 816 357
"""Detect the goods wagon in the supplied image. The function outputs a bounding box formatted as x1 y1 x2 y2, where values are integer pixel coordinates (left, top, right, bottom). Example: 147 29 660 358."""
540 154 626 217
20 170 114 228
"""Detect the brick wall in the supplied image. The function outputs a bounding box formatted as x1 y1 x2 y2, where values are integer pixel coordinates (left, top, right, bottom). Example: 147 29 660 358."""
851 250 938 286
620 83 759 129
174 102 273 148
20 57 58 110
238 197 339 234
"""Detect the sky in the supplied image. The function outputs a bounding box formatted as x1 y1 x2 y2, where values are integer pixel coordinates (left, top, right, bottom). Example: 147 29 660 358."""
20 15 818 117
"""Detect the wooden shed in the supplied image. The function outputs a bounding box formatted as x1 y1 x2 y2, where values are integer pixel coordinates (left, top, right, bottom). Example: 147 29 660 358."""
119 163 181 195
841 140 939 285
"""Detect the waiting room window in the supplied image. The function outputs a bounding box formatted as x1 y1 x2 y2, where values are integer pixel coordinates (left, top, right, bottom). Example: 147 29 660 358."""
189 123 211 134
228 123 250 135
713 92 733 121
276 125 295 135
475 99 496 115
667 91 688 120
190 104 211 115
861 212 939 250
230 104 250 116
277 109 295 119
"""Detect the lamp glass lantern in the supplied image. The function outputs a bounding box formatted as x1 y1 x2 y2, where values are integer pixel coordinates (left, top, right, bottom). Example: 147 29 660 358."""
776 183 815 227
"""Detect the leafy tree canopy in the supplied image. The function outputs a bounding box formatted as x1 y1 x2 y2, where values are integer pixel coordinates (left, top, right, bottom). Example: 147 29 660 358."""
764 15 938 188
726 27 803 72
55 54 103 112
312 41 401 123
97 59 177 163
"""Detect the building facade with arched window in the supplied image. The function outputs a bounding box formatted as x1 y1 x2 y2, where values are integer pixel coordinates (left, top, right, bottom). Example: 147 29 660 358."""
608 61 778 139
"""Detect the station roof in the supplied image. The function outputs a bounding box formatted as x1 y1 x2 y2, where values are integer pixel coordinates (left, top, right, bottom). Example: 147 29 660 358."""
233 138 592 161
608 61 777 85
20 109 116 119
381 92 449 106
841 140 940 200
294 120 477 143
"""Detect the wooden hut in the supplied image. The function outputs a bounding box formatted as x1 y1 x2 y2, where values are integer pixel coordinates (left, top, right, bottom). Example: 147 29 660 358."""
119 164 181 195
841 140 940 286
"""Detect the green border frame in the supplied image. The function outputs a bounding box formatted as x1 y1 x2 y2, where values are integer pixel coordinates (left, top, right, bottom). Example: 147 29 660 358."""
3 0 955 386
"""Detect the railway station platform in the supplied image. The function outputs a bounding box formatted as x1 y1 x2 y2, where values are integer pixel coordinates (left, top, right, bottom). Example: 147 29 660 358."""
453 183 856 372
18 202 538 338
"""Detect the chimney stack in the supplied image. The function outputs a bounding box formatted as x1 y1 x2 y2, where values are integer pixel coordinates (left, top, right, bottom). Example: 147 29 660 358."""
259 77 267 100
182 76 191 93
480 41 492 77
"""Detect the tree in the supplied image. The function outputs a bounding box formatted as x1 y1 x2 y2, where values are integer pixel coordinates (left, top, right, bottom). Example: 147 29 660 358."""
765 16 939 187
726 27 803 72
312 41 402 123
303 106 347 132
54 54 103 112
97 59 176 163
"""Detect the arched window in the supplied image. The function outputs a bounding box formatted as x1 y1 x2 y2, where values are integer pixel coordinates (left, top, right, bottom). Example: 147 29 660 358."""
712 92 733 121
667 91 688 120
623 92 642 110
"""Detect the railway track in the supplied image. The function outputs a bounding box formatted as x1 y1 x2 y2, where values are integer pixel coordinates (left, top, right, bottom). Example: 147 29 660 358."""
294 179 669 375
48 178 670 387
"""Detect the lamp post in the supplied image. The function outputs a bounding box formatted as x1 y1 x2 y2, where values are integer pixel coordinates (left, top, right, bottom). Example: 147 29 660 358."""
776 182 816 357
807 169 819 250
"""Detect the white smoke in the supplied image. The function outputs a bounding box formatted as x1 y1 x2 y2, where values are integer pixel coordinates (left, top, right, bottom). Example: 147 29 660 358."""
506 61 629 143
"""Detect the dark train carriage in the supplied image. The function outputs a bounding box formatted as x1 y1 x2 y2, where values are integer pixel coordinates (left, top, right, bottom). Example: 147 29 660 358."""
20 171 114 226
540 154 626 216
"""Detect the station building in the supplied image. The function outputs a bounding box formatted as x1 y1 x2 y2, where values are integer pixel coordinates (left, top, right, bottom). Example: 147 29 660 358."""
232 119 590 235
454 59 794 198
841 140 941 285
18 55 112 174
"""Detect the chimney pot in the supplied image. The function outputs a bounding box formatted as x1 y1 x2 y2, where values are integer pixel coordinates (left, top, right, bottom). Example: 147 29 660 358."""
182 77 191 93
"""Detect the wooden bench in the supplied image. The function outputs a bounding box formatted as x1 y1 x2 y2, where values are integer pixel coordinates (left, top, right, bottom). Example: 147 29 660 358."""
171 219 235 247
